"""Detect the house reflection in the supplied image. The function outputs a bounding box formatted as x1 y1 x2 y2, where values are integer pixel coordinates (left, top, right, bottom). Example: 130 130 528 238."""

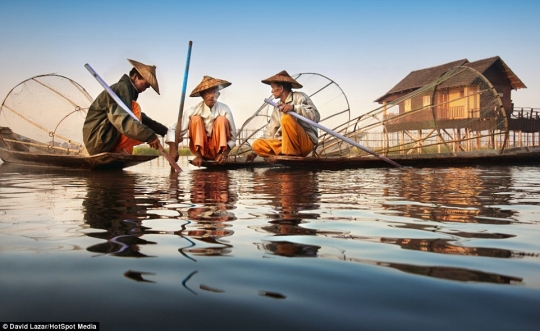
380 237 515 258
383 167 516 224
251 169 322 257
365 259 523 284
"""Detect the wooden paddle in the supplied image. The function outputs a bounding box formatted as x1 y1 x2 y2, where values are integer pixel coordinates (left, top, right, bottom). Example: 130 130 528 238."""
263 98 403 168
84 63 183 172
172 41 193 171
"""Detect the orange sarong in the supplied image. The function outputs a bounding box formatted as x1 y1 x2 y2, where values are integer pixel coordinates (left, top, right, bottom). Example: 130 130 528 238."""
188 115 232 160
252 114 313 157
112 101 142 154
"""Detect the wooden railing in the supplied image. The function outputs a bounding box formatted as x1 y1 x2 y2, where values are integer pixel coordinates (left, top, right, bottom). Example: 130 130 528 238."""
436 106 466 119
510 107 540 119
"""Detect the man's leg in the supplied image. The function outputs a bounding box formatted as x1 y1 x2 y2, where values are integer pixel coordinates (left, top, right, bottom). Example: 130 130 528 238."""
252 138 282 157
188 116 210 166
211 116 232 162
280 114 313 156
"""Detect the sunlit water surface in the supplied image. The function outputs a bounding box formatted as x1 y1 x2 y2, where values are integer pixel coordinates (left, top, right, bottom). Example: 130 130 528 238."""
1 157 539 331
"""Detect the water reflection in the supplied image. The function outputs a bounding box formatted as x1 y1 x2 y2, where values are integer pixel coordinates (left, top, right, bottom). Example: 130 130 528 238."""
246 166 533 284
81 169 239 259
252 169 322 257
1 161 538 291
367 259 523 284
123 270 156 283
82 172 159 258
182 170 237 257
380 237 515 257
385 167 517 224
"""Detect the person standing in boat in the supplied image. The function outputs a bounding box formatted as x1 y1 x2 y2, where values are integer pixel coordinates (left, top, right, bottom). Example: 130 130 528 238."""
166 75 237 167
246 70 320 162
83 59 169 155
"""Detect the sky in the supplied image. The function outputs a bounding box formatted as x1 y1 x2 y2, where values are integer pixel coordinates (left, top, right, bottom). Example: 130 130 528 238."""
0 0 539 129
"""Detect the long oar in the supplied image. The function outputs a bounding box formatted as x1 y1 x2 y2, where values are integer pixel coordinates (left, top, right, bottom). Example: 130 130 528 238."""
263 98 402 168
84 63 182 172
173 41 193 171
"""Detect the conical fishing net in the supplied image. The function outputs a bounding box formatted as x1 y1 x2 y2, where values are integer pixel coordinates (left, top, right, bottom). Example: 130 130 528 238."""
231 72 351 158
324 66 511 157
0 74 92 156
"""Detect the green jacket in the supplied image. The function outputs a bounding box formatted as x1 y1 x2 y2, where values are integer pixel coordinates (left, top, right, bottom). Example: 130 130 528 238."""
82 74 167 155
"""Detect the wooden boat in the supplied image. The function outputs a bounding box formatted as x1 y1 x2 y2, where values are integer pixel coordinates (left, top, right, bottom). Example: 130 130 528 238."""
0 146 157 170
0 127 157 170
198 157 281 169
198 146 540 170
0 74 158 170
265 147 540 170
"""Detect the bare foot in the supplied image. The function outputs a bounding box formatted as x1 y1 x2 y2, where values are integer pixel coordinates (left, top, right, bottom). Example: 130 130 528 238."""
215 151 229 165
245 153 257 163
191 155 204 167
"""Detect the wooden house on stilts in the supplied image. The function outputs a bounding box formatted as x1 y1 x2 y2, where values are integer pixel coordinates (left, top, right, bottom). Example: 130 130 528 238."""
372 56 534 155
319 56 536 160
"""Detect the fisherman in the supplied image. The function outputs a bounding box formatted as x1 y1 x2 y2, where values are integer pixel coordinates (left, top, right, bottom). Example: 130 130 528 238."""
246 70 320 162
166 75 237 167
83 59 169 155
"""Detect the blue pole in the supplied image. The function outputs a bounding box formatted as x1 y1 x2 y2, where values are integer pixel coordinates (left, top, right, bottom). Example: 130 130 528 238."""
174 41 193 145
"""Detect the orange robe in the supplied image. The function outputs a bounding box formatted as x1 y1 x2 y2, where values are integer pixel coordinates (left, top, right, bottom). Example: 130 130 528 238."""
189 115 232 160
252 114 313 157
112 101 143 154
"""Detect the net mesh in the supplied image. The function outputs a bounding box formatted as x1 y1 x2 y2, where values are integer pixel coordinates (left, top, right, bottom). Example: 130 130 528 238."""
0 74 92 155
231 72 351 158
322 66 510 157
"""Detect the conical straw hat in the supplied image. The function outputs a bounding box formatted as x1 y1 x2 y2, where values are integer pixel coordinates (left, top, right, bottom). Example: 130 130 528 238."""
127 59 160 95
190 76 232 97
261 70 302 89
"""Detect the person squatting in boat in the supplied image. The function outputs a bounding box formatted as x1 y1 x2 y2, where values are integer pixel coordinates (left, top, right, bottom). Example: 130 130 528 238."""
246 70 320 162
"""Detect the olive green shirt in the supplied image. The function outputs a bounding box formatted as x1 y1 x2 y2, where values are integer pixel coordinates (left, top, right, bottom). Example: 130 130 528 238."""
82 74 167 155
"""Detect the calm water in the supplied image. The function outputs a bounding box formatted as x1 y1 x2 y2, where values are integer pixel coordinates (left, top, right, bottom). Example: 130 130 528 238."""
0 157 539 331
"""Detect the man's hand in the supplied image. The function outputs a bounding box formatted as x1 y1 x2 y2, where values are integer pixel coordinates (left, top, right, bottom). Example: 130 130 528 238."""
148 137 161 150
280 104 294 114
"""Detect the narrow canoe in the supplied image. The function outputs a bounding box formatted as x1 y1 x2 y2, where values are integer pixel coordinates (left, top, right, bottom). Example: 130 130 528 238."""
265 147 540 170
0 147 157 170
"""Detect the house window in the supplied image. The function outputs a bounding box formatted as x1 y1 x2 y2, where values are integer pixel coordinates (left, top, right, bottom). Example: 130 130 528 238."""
423 95 431 107
404 99 411 112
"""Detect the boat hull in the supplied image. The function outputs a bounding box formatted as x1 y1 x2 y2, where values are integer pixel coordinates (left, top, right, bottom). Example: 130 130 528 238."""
267 148 540 170
0 147 158 170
